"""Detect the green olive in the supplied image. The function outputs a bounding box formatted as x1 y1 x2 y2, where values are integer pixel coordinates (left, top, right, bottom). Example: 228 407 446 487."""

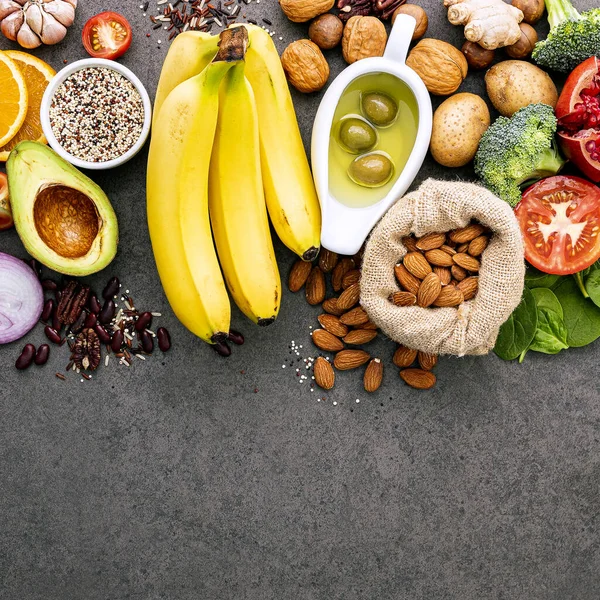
361 92 398 126
337 117 377 153
348 152 394 188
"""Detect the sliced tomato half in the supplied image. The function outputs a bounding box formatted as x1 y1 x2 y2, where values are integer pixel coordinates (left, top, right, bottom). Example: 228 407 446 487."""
82 12 132 60
0 172 13 231
515 175 600 275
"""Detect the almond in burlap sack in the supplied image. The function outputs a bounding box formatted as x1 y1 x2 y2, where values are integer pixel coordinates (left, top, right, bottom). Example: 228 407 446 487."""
360 179 525 356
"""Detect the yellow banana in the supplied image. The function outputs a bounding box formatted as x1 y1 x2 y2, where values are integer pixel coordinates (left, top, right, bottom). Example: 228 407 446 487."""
209 62 281 326
147 30 247 343
152 31 218 129
243 24 322 261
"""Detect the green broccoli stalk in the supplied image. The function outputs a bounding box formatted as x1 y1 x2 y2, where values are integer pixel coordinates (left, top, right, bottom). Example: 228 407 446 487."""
474 104 566 207
532 0 600 72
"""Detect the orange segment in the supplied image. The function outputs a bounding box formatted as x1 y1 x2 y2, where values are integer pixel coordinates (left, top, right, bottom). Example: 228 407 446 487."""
0 51 55 162
0 52 28 148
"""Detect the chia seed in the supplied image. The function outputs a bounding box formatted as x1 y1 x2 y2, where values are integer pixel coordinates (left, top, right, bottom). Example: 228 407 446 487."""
49 67 144 163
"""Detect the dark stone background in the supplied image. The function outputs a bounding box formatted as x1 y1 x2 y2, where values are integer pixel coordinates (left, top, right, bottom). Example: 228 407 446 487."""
1 1 599 598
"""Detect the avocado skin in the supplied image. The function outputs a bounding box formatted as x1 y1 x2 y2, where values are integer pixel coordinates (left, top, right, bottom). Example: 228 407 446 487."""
6 142 119 276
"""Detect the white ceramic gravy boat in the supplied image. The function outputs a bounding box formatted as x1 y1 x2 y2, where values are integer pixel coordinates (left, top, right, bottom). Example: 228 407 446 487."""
311 14 433 255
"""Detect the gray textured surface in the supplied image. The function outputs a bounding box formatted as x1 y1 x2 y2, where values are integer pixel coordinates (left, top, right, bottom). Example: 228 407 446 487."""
1 1 600 598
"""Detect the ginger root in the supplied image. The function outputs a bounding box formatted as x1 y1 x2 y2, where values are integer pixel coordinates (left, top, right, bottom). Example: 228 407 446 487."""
444 0 524 50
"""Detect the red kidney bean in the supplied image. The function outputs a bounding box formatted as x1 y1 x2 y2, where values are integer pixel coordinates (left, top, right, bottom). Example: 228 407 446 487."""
213 341 231 357
84 312 97 328
98 299 115 324
16 344 36 370
41 299 54 322
140 330 154 353
41 279 58 291
70 310 87 334
88 294 101 314
94 324 112 344
52 313 61 333
44 326 62 345
157 327 171 352
55 289 62 303
28 259 41 279
102 277 120 300
34 344 50 366
111 330 124 352
228 330 244 345
135 312 152 332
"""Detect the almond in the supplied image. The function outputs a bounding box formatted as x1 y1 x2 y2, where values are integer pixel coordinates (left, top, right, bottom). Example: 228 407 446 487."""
319 248 339 273
416 232 446 251
331 257 354 292
314 357 335 390
337 282 360 311
288 259 312 292
468 235 489 257
457 276 479 300
433 286 464 307
418 351 438 371
400 368 436 390
457 243 469 254
403 252 432 279
305 266 326 305
334 349 370 370
394 263 421 295
343 329 377 345
449 223 485 243
402 235 419 252
451 264 467 281
433 266 451 286
322 297 345 316
440 244 456 255
361 320 379 330
312 329 345 352
342 269 361 289
417 272 442 307
391 291 417 306
340 306 369 326
318 313 348 338
364 358 384 392
424 248 454 267
393 345 418 368
453 253 480 272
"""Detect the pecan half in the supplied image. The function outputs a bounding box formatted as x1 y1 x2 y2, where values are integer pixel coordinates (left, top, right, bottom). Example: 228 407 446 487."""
338 0 405 19
375 0 406 19
72 328 101 371
56 280 90 327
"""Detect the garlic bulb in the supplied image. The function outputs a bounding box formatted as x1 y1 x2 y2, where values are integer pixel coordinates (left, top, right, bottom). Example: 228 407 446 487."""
0 0 76 47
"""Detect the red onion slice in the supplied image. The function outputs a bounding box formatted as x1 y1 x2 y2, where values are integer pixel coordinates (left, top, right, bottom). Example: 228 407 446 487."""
0 251 44 344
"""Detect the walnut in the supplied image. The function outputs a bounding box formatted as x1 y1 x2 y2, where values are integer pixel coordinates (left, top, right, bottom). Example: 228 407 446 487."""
342 16 387 64
392 4 428 40
406 38 468 96
309 14 344 49
281 40 330 93
279 0 335 23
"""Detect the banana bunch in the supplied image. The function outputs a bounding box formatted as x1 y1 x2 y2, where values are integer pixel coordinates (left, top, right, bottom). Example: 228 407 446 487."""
147 26 321 350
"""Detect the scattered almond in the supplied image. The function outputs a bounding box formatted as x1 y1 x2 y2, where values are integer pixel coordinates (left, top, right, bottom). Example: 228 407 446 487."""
340 306 369 326
391 291 417 306
416 232 446 251
457 276 479 300
364 358 384 392
449 223 485 243
312 329 345 352
424 248 454 267
361 320 379 330
453 253 480 272
393 345 418 368
456 243 469 253
288 260 312 292
342 269 361 289
314 357 335 390
417 272 442 307
305 266 326 305
440 244 456 255
402 236 420 252
433 266 451 286
433 286 464 307
403 252 432 279
400 368 436 390
451 264 467 281
394 263 421 295
337 282 360 311
318 313 348 338
319 248 339 273
331 257 354 292
322 297 345 316
418 351 438 370
468 235 489 257
334 349 370 370
343 329 378 345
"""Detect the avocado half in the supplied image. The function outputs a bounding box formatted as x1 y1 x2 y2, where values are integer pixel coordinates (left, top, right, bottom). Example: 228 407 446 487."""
6 142 118 276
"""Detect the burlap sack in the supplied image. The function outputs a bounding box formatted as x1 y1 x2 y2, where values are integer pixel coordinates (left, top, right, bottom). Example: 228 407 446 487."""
360 179 525 356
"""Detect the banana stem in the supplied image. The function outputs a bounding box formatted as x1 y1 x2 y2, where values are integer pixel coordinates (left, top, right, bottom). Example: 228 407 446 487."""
215 27 248 62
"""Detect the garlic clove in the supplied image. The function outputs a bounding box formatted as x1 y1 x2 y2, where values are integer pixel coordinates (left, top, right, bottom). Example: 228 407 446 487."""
0 0 21 21
13 0 26 5
43 0 74 27
0 8 23 41
39 9 66 45
16 19 42 48
62 0 77 8
24 2 43 35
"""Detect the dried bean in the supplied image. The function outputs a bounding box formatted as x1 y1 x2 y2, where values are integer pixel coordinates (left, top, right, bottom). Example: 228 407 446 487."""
111 330 124 352
84 313 97 328
135 312 153 332
55 289 62 303
28 259 41 279
52 312 61 333
102 277 120 300
34 344 50 366
44 326 62 345
88 294 101 314
140 330 154 354
16 344 36 370
157 327 171 352
94 324 112 344
228 330 244 345
98 299 116 324
41 279 58 291
41 299 54 322
70 310 87 334
213 340 231 357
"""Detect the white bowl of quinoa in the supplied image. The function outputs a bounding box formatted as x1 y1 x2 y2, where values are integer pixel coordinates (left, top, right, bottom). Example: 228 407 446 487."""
40 58 152 170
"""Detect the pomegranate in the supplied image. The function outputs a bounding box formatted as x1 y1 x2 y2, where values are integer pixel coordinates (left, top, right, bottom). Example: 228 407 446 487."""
555 57 600 182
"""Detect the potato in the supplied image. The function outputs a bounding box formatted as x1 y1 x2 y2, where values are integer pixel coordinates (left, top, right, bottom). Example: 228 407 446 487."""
430 93 491 168
485 60 558 117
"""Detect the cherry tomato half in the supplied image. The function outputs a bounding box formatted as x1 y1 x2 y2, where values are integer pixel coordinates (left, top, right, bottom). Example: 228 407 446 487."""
82 12 132 60
515 175 600 275
0 172 13 231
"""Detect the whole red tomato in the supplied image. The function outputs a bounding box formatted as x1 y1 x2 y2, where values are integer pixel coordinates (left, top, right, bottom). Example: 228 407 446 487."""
555 57 600 182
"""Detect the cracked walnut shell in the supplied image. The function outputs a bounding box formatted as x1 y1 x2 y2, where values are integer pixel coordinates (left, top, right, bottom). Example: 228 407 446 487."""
406 38 468 96
279 0 335 23
281 39 330 93
342 16 387 64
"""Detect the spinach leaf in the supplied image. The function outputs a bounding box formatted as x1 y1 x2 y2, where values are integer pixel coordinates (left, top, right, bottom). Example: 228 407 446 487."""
494 287 538 361
524 266 560 289
553 276 600 347
585 268 600 309
528 307 569 355
530 287 563 318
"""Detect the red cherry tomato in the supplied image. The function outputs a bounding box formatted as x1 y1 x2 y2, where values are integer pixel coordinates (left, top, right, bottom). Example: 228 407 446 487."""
0 172 12 231
515 175 600 275
82 12 132 60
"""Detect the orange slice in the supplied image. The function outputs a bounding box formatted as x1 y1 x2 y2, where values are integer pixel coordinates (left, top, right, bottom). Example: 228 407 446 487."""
0 51 55 162
0 52 28 148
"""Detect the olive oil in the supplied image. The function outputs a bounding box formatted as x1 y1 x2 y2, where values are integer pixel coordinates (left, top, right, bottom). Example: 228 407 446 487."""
328 72 419 208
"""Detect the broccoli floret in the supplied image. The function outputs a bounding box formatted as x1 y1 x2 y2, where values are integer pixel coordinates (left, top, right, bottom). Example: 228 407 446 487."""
532 0 600 72
474 104 566 207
